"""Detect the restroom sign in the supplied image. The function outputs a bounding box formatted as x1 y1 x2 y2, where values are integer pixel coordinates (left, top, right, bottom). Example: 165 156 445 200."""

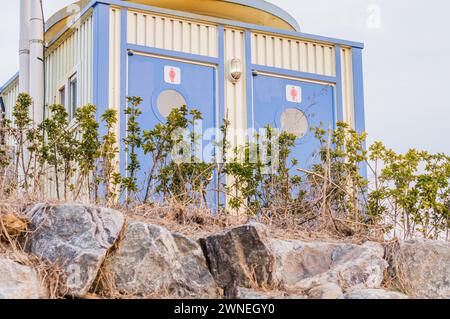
164 66 181 85
286 85 301 103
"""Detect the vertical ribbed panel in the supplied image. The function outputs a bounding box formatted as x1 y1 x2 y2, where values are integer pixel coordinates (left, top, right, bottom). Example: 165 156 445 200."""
1 80 19 121
45 14 93 108
1 79 18 151
42 14 93 200
127 11 218 58
109 7 121 112
109 7 121 163
224 28 247 148
340 47 355 128
223 28 247 211
251 33 336 76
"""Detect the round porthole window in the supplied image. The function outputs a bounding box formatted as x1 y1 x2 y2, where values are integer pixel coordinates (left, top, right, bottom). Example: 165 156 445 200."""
156 89 187 118
280 108 308 138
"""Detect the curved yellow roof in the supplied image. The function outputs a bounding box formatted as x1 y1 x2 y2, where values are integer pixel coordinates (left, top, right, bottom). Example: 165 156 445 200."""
122 0 300 30
45 0 300 43
45 0 90 43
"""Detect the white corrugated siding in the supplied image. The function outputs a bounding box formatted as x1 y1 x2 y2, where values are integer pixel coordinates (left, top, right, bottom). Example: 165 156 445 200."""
109 7 122 176
224 28 247 149
45 13 93 108
223 28 247 211
340 47 355 128
251 32 336 77
127 10 218 58
109 7 121 133
1 79 19 121
1 80 18 183
43 13 93 201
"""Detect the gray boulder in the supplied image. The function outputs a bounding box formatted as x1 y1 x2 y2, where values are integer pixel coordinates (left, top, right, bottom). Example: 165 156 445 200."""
105 221 218 298
229 287 305 299
0 257 48 299
388 239 450 299
271 240 387 292
25 203 125 297
200 223 275 291
230 287 279 299
307 283 343 299
342 288 409 299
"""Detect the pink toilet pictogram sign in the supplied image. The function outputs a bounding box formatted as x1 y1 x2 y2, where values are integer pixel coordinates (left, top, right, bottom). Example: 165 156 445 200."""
169 68 176 83
286 85 301 103
164 66 181 85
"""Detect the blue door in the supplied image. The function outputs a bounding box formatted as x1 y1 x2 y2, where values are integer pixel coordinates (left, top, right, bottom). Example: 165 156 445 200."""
126 54 217 204
251 73 335 171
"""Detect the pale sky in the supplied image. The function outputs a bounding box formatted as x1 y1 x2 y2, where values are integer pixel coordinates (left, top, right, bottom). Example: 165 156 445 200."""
1 0 449 154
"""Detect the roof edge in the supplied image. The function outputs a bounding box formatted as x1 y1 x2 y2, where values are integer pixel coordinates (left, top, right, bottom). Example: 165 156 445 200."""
44 0 364 48
46 0 301 34
0 72 19 95
224 0 301 31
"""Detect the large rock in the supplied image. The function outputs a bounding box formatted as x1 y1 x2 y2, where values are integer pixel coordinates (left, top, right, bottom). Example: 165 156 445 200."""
388 240 450 299
307 283 343 299
342 288 409 299
200 223 275 291
228 287 306 300
0 257 48 299
25 203 125 297
271 240 387 292
105 221 218 298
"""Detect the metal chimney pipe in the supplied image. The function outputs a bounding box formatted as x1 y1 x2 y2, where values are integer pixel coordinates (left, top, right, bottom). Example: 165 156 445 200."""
29 0 44 124
19 0 30 94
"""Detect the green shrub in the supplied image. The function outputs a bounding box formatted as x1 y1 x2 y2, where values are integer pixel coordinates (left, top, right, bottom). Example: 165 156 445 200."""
3 93 449 240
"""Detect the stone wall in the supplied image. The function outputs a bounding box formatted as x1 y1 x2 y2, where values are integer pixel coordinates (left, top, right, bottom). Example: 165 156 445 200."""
1 203 449 299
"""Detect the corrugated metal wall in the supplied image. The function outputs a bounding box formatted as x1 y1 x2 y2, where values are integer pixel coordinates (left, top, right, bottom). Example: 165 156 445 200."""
251 32 336 77
224 28 247 149
223 28 247 210
44 13 94 108
109 7 121 137
43 13 94 201
109 7 122 171
127 10 218 58
1 79 19 121
340 47 355 128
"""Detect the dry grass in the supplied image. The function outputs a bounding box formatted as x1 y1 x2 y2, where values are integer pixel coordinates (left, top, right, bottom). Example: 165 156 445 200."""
0 203 65 299
122 202 245 240
119 201 384 245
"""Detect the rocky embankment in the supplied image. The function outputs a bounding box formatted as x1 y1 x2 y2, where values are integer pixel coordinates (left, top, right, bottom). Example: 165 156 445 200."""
1 203 449 299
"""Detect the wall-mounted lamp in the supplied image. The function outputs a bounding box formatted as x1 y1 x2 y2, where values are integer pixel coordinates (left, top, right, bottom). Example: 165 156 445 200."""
228 58 242 83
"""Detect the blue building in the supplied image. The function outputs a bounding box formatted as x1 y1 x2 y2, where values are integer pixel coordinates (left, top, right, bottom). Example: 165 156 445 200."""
0 0 365 202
